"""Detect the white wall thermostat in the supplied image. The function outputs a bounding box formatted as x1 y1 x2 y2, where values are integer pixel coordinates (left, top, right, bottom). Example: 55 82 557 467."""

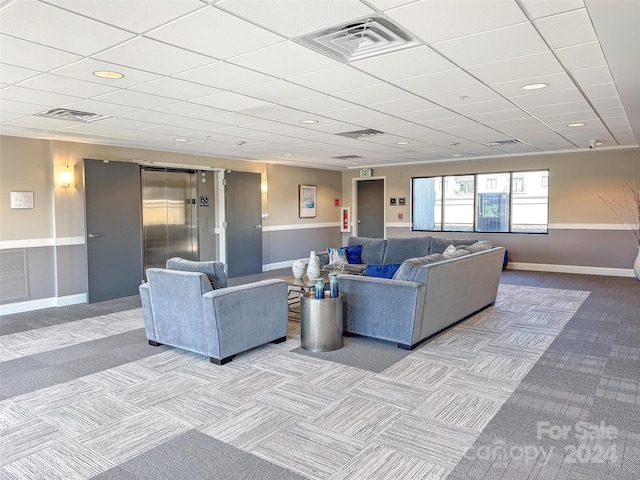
10 191 34 209
360 168 372 177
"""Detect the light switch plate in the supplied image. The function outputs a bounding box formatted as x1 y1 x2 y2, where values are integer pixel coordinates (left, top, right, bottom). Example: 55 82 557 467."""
10 191 34 209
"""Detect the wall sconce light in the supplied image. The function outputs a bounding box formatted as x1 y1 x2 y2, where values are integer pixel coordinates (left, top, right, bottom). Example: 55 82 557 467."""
261 178 268 194
55 164 74 188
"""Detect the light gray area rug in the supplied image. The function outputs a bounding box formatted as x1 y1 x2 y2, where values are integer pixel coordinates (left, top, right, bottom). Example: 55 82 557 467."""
292 335 412 373
93 430 305 480
1 282 596 480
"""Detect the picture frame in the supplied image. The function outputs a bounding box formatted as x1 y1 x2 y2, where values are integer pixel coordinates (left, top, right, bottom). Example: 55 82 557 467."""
299 184 317 218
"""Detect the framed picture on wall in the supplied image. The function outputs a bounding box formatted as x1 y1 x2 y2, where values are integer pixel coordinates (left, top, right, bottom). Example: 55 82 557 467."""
299 184 316 218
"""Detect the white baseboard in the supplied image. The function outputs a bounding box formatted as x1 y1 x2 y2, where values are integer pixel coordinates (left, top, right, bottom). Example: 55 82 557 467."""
1 293 87 315
263 260 297 272
507 262 635 278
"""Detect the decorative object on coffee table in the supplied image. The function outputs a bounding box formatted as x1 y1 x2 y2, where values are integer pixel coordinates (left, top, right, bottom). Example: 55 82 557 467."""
307 250 320 280
292 259 305 279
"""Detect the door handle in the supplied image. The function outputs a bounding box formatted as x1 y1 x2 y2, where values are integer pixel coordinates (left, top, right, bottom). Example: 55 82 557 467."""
88 233 102 239
357 220 363 224
255 225 262 229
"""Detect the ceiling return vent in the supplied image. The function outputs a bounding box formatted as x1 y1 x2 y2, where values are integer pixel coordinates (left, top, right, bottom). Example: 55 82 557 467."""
485 139 525 147
35 108 108 123
332 155 363 161
336 129 386 140
296 17 418 62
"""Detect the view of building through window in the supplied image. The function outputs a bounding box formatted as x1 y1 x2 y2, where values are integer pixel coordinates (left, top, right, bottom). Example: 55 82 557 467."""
412 170 548 233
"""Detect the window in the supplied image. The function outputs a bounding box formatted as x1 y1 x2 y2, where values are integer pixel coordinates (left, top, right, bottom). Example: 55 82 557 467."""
411 170 548 234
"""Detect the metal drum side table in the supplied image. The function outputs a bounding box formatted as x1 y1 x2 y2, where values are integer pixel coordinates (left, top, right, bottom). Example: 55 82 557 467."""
300 291 343 352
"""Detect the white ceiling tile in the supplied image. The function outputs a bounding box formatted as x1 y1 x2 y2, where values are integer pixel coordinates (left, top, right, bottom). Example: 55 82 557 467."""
51 59 162 88
18 74 118 98
469 109 532 124
432 23 548 67
554 41 607 71
570 65 614 87
591 96 623 110
535 9 596 49
0 63 41 84
490 72 576 98
90 117 159 130
216 0 374 37
582 83 619 100
466 52 564 85
2 0 134 56
351 46 457 81
428 86 503 107
6 115 79 129
93 90 177 109
289 66 381 93
152 102 228 120
0 111 24 123
0 99 50 115
595 106 627 118
228 41 341 78
121 110 191 125
283 96 356 114
369 97 438 115
175 62 275 90
0 86 82 107
93 37 214 76
394 69 481 97
129 78 222 101
191 91 270 111
59 123 130 136
49 0 204 33
147 7 284 59
0 34 82 71
509 88 586 108
449 98 517 116
386 0 528 44
525 100 592 116
399 108 459 124
111 130 170 140
235 81 318 104
61 99 143 118
519 0 585 20
333 83 412 104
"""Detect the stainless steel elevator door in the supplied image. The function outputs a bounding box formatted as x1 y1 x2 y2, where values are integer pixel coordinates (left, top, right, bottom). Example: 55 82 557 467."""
142 168 198 275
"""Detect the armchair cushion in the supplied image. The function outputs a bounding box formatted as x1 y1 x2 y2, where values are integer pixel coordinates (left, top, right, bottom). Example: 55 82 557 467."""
166 257 228 289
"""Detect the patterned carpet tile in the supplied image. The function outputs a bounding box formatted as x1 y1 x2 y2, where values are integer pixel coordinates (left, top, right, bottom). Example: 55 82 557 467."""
382 358 456 387
308 395 406 442
349 375 433 411
251 422 366 480
300 363 374 394
0 418 66 466
465 352 535 381
438 370 520 403
256 379 346 419
329 443 450 480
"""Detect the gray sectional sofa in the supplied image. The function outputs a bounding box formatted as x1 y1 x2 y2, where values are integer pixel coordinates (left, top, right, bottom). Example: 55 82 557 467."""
323 236 505 350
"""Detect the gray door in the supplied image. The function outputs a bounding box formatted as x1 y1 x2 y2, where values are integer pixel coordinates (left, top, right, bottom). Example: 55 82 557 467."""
225 171 262 277
356 179 385 238
85 159 142 303
141 168 198 275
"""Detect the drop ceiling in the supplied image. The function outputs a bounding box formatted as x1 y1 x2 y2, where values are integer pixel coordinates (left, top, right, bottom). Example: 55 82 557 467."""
0 0 638 170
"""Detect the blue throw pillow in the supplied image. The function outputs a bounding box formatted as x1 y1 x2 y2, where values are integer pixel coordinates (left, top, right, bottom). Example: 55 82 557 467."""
344 244 363 264
365 263 402 278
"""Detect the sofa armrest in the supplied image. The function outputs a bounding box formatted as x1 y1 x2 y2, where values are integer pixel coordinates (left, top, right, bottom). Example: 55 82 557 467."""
337 274 425 345
317 251 329 268
138 283 158 342
201 279 288 359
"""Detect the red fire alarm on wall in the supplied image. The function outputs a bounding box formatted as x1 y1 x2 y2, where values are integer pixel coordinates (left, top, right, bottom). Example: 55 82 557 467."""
335 198 340 207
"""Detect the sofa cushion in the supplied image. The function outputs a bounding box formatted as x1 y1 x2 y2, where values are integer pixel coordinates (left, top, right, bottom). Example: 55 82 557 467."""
393 253 445 282
348 236 387 264
327 247 348 265
365 263 402 278
166 257 227 289
443 249 471 259
457 240 492 253
429 238 478 254
344 244 363 264
382 236 432 264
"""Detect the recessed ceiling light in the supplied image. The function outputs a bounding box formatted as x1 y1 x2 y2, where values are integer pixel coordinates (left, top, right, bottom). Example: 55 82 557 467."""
452 154 462 157
396 141 409 145
173 138 189 142
93 70 124 79
567 123 586 127
283 153 293 157
521 83 548 90
300 119 318 124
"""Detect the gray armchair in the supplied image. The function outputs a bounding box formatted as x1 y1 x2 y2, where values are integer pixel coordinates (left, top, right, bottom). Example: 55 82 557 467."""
139 259 288 365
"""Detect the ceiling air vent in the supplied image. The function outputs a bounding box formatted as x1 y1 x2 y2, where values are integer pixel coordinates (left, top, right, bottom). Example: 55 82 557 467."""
336 129 386 140
332 155 363 161
296 16 418 62
485 139 525 147
35 108 108 123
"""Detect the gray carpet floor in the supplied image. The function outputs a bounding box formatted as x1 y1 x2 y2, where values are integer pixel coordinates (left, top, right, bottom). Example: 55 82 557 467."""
0 269 638 479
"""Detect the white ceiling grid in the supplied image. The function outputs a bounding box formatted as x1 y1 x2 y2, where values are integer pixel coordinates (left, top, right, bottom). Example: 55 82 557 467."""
0 0 637 170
